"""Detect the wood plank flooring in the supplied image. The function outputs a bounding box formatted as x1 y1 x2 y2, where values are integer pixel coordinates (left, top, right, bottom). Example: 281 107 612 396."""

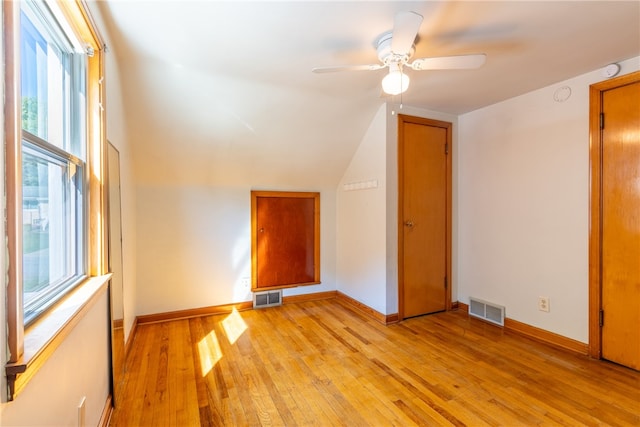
109 299 640 426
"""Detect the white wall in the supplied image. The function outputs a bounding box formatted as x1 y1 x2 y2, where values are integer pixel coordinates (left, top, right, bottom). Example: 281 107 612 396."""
458 57 640 343
135 185 337 315
95 10 139 345
336 105 388 314
0 293 111 426
105 64 137 340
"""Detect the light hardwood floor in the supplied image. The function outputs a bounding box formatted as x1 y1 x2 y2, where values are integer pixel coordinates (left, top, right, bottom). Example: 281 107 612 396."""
109 299 640 426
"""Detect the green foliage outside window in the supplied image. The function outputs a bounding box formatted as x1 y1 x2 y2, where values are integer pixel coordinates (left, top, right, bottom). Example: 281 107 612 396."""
21 96 39 136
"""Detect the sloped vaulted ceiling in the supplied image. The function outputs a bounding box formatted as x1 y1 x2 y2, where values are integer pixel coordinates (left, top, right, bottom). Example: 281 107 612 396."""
93 1 640 188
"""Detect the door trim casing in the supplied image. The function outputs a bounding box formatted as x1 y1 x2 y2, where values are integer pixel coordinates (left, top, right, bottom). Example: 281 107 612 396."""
588 70 640 359
397 114 452 321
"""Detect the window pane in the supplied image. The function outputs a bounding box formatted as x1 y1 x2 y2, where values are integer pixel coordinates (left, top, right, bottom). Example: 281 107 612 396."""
19 0 88 325
22 143 85 324
20 2 86 160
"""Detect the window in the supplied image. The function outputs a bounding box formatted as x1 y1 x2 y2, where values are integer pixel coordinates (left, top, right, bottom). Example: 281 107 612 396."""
5 0 105 400
20 1 87 324
22 142 85 323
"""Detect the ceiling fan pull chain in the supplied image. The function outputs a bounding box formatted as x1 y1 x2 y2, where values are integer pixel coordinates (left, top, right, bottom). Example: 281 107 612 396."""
400 65 405 109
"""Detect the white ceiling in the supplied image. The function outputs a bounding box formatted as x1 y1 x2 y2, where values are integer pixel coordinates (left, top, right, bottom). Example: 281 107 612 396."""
92 1 640 188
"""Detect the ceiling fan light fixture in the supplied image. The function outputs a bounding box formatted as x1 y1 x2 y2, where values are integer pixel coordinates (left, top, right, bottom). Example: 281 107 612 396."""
382 68 410 95
312 11 486 94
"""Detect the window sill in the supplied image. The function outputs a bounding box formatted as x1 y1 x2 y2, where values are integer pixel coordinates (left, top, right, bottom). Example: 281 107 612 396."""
5 274 111 401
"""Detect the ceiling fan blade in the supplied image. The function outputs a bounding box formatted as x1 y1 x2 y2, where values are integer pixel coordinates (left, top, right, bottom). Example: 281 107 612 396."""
391 11 423 55
312 64 384 73
409 54 487 71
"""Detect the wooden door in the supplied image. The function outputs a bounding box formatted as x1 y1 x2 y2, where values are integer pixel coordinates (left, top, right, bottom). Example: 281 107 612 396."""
398 115 451 319
601 77 640 369
590 71 640 370
251 191 320 290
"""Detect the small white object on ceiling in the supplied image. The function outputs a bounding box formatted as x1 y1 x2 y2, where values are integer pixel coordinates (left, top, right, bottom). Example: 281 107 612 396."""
602 63 620 78
553 86 572 102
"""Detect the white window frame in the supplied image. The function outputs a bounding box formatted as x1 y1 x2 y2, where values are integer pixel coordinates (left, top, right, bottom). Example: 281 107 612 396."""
21 135 87 325
4 0 107 402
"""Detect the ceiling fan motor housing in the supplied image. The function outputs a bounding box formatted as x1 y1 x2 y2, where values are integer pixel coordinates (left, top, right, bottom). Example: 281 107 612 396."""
376 31 414 65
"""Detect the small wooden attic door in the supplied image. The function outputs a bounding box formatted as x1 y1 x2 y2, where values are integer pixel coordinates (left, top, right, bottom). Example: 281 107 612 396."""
251 191 320 290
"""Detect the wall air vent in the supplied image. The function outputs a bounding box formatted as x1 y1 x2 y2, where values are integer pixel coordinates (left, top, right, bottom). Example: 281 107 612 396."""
253 289 282 309
468 297 505 326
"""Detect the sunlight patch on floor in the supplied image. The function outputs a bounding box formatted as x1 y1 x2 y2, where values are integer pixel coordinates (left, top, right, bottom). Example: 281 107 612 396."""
197 330 223 377
222 307 248 345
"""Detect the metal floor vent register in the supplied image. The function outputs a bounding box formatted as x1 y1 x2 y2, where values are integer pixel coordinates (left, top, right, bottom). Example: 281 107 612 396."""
253 289 282 309
469 297 505 326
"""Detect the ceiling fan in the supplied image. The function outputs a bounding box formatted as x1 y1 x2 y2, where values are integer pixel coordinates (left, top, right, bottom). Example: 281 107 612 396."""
312 11 486 95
